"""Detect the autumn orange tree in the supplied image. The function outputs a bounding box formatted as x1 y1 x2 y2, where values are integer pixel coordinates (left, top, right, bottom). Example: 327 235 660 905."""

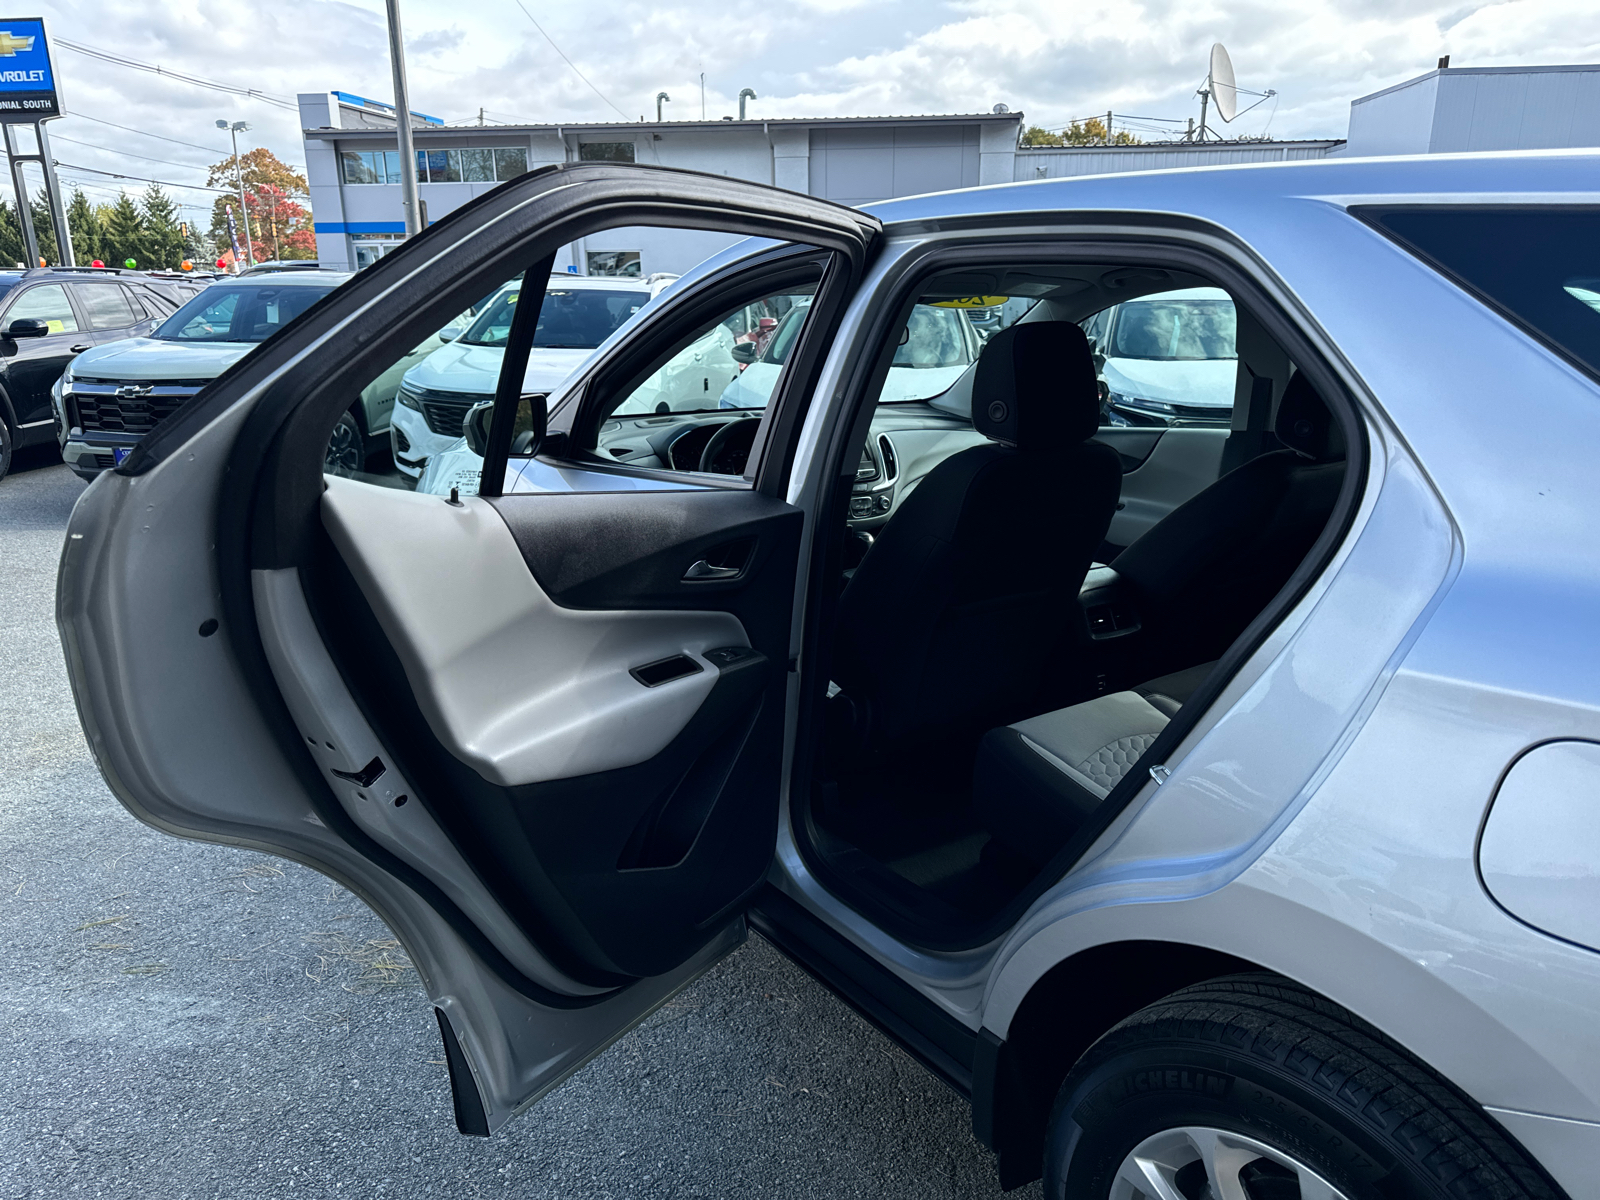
206 146 316 261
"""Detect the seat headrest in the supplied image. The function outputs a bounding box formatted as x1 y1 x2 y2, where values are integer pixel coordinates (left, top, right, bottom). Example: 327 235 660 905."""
1274 371 1345 462
971 321 1101 449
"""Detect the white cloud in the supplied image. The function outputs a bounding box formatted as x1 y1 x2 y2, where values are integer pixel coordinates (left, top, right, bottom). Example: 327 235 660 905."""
23 0 1600 216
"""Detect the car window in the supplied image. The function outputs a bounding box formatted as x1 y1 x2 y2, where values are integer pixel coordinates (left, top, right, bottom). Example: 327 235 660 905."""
154 283 337 343
1084 287 1237 428
73 283 138 331
609 287 815 418
1359 206 1600 383
7 284 78 333
869 303 981 405
460 283 647 351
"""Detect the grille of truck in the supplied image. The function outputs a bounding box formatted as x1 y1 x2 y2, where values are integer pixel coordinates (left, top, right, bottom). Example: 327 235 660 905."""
71 380 204 435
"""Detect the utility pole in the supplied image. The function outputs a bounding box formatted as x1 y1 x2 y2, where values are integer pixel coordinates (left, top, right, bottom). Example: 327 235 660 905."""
1105 111 1113 144
216 120 255 266
385 0 422 237
699 73 705 120
478 107 485 126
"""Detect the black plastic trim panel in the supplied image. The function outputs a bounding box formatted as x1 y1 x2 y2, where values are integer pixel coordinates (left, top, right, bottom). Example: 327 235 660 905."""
747 884 977 1096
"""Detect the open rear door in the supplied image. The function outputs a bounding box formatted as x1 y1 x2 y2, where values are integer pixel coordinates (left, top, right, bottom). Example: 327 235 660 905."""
59 163 878 1132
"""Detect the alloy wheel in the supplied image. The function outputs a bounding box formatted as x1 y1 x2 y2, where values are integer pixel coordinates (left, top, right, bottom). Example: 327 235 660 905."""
1111 1125 1350 1200
324 413 363 477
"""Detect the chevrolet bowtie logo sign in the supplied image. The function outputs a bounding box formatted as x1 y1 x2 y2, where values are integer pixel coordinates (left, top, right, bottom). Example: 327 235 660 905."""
115 384 155 399
0 32 36 57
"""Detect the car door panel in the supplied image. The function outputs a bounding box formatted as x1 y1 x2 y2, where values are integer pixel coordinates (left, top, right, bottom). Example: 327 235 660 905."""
321 478 752 786
308 480 802 982
1102 426 1228 548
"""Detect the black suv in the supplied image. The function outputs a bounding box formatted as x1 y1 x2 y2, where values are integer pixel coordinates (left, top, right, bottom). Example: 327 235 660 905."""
0 267 200 481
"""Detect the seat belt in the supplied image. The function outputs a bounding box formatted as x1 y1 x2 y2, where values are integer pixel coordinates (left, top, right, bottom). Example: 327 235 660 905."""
1219 371 1276 476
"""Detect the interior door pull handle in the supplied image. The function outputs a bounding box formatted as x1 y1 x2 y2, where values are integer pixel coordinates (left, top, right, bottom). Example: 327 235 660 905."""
683 559 741 581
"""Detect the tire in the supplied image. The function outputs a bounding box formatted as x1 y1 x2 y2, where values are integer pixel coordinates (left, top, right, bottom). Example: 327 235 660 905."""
324 409 364 478
1044 973 1561 1200
0 418 12 483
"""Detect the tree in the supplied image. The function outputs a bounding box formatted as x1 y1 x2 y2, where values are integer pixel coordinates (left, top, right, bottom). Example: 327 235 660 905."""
27 191 58 264
1021 119 1141 147
140 184 184 269
207 146 309 261
0 199 23 267
67 188 103 265
101 193 146 267
239 184 316 261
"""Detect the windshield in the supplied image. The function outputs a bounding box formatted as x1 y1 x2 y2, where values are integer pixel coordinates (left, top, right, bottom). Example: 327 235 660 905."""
1109 297 1236 361
154 283 338 343
460 284 646 349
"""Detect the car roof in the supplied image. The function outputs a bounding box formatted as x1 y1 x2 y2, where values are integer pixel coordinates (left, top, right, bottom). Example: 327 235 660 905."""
860 148 1600 226
203 270 352 287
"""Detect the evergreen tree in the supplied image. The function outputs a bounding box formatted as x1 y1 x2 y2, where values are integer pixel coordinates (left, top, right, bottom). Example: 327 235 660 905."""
66 188 102 265
0 199 23 267
27 191 58 264
139 184 184 269
101 193 146 267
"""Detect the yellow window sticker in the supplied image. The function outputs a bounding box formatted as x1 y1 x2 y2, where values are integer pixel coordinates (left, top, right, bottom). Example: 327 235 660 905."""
930 296 1009 309
46 319 64 333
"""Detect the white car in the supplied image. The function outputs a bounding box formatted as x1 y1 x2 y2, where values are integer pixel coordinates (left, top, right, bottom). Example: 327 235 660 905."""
1086 285 1238 426
391 275 653 479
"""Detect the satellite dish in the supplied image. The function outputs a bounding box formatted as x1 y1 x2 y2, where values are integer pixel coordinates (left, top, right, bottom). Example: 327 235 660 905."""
1210 42 1238 123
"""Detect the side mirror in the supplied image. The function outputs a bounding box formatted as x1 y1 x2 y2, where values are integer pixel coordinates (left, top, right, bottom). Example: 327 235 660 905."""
6 317 50 339
730 341 757 365
510 392 547 456
898 325 910 346
437 326 461 343
461 400 494 457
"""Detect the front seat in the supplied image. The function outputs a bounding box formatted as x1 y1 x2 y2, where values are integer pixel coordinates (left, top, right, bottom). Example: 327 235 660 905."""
1110 370 1349 674
829 321 1123 754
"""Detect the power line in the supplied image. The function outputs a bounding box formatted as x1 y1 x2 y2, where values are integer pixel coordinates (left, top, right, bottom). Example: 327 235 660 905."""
54 161 235 195
509 2 630 121
63 110 229 156
55 39 299 111
49 134 213 173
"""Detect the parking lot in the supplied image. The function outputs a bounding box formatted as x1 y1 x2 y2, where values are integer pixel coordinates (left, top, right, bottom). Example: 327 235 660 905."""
0 448 1034 1200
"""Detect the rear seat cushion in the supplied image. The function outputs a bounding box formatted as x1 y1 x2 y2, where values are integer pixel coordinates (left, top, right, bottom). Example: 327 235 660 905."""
974 691 1170 865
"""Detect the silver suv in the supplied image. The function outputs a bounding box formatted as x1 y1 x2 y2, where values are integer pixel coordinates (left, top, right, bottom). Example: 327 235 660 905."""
58 156 1600 1200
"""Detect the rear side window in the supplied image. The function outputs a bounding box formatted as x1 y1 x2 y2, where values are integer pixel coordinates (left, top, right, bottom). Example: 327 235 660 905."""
73 283 137 331
1360 206 1600 382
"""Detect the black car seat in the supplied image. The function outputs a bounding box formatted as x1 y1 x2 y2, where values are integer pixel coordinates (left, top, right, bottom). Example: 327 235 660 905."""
828 321 1122 755
1110 370 1348 674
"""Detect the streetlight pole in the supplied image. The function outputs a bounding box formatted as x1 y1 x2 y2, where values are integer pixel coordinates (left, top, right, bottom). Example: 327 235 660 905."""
216 120 254 266
385 0 422 237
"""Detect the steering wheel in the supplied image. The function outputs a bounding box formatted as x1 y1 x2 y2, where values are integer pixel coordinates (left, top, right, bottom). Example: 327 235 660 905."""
699 418 757 475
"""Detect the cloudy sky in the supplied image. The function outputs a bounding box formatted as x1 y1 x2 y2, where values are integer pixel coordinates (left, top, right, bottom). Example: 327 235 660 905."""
25 0 1600 221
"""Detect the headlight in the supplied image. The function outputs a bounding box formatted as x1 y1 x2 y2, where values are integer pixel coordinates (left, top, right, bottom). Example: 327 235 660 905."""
397 384 423 411
59 366 73 394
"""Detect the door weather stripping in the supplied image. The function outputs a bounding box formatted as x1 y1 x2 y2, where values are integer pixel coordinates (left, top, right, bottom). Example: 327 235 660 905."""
251 566 611 999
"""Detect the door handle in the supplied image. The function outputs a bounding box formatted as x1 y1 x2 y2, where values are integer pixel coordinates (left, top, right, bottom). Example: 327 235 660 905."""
70 343 92 353
682 559 742 582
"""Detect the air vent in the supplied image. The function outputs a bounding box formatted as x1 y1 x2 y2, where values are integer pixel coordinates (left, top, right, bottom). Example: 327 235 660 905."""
855 444 879 482
877 434 898 480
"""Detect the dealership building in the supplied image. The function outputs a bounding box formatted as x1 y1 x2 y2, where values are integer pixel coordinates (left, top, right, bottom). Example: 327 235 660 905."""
299 61 1600 274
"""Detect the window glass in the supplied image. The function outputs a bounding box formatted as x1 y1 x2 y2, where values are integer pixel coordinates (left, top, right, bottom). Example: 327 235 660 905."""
579 142 635 163
588 250 641 277
418 149 460 183
154 282 339 342
873 303 980 404
1090 287 1236 428
1361 206 1600 382
610 286 815 420
457 280 648 351
459 148 496 183
73 283 137 331
340 151 379 185
493 148 528 181
7 284 77 333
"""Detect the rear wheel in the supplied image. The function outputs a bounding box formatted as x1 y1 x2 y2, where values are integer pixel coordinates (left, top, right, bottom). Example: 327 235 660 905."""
1045 973 1561 1200
0 418 13 483
323 409 364 478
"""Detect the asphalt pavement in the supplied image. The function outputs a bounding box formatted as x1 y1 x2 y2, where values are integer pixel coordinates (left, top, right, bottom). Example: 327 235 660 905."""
0 448 1038 1200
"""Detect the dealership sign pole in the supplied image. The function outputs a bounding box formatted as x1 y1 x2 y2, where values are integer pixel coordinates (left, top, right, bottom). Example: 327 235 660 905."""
0 18 72 266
